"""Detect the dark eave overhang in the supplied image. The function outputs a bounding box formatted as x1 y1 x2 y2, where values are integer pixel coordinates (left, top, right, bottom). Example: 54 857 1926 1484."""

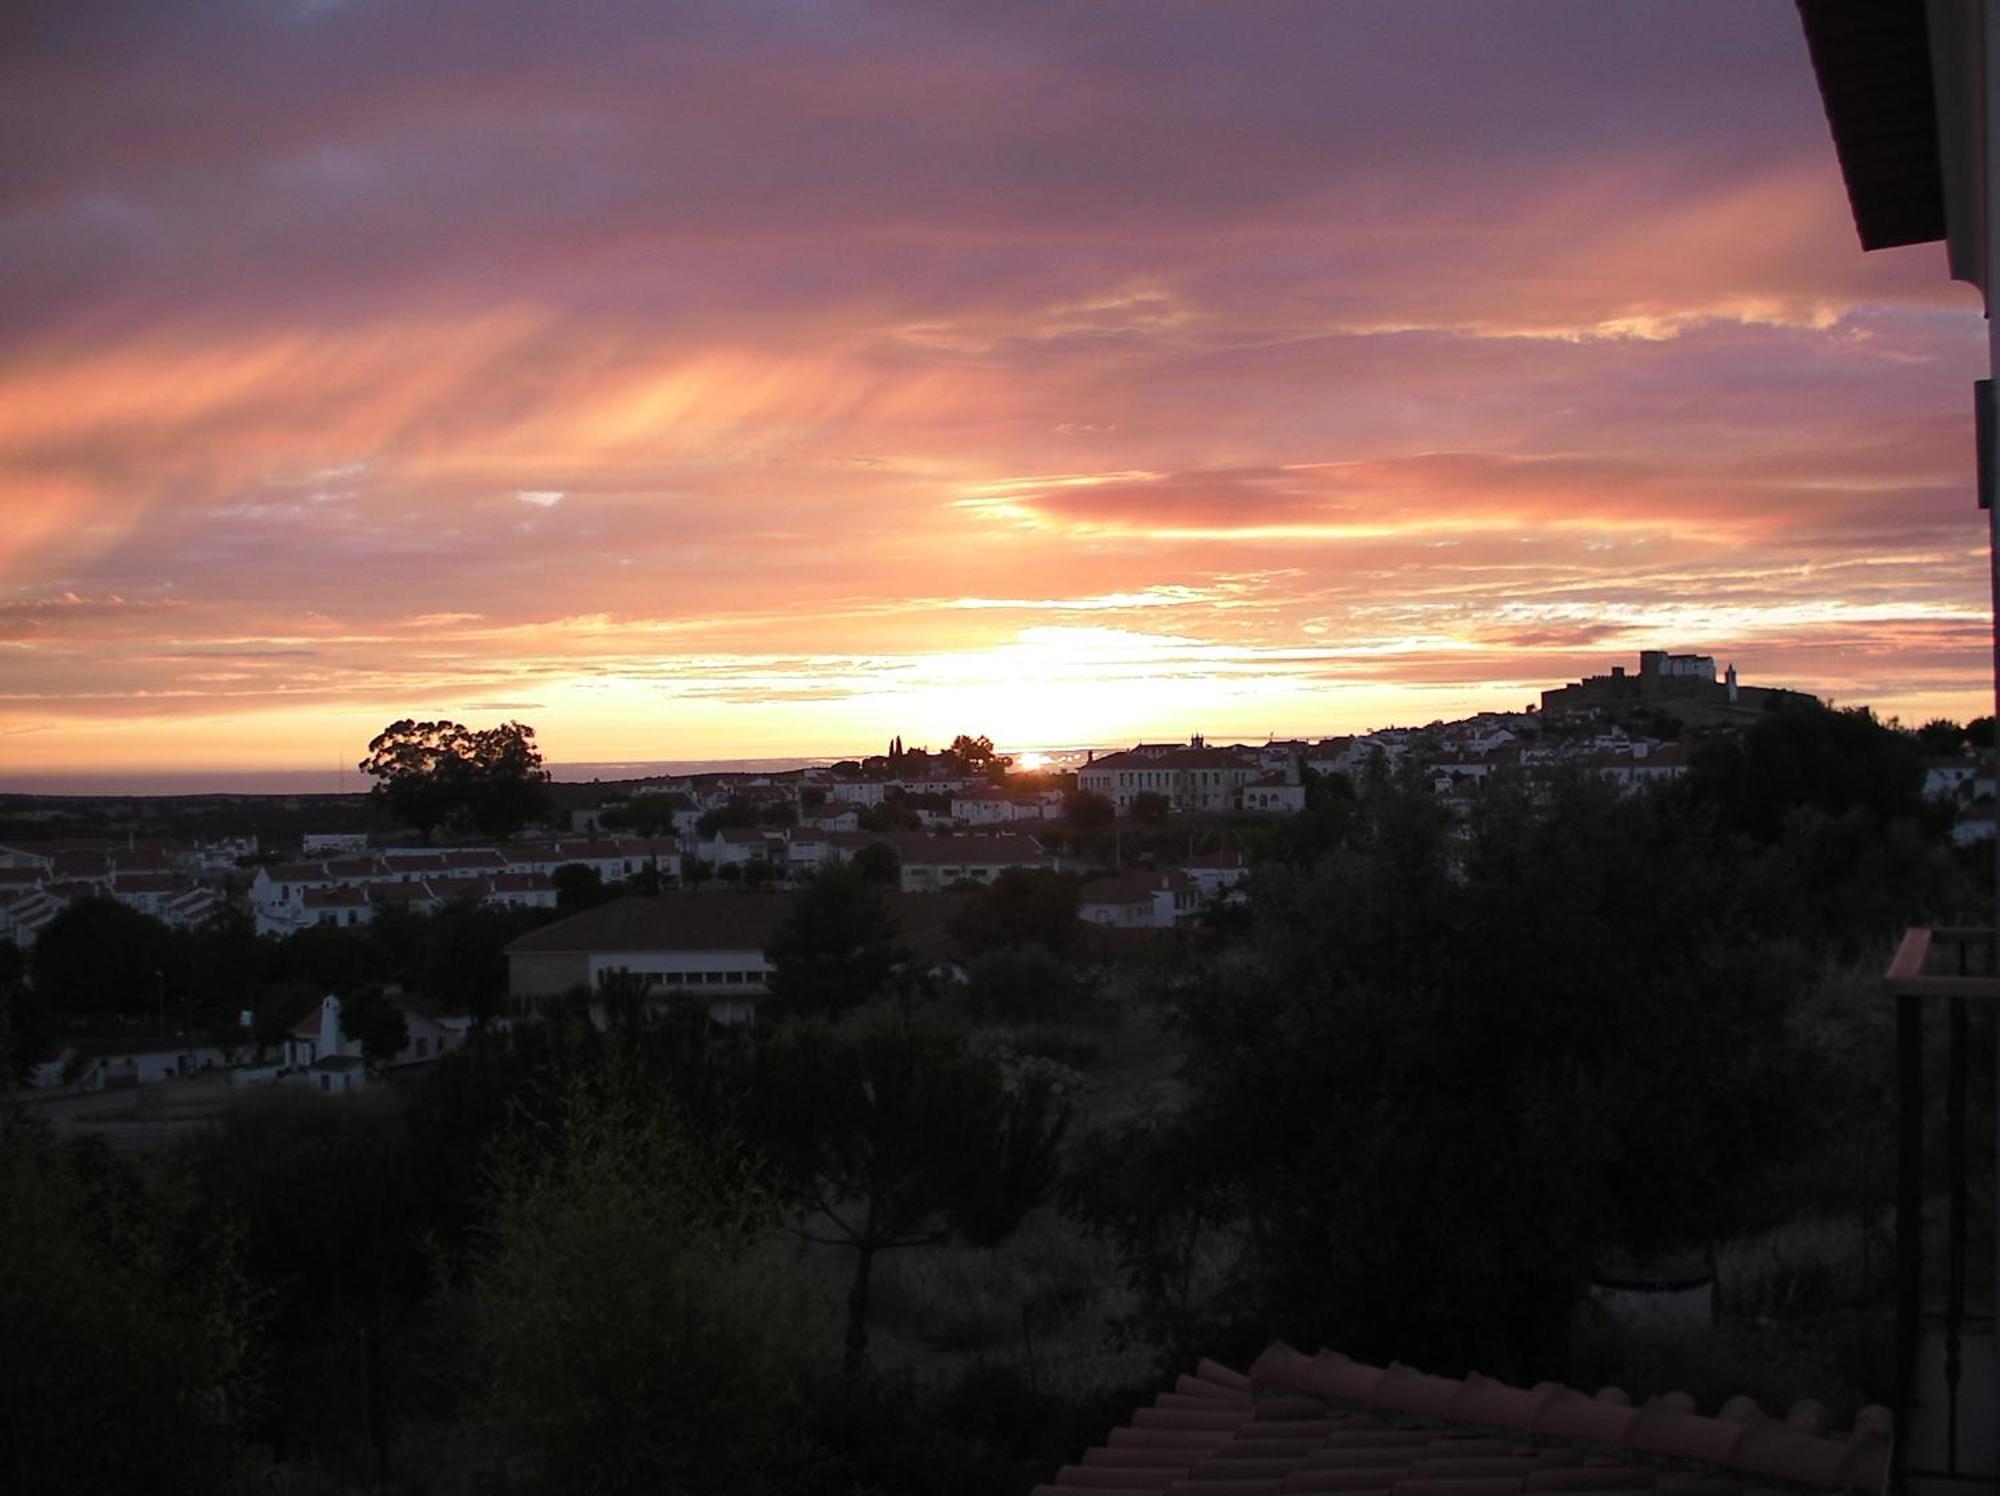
1795 0 1948 251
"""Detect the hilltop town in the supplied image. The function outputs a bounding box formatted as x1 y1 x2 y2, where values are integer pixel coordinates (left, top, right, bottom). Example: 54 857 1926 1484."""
2 653 1989 976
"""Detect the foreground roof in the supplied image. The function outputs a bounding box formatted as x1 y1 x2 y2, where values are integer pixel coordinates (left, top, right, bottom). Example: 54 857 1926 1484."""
1034 1344 1891 1496
502 890 971 959
1794 0 1945 252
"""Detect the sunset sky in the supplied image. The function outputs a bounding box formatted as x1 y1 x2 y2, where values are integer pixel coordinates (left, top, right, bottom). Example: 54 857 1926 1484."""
2 0 1991 790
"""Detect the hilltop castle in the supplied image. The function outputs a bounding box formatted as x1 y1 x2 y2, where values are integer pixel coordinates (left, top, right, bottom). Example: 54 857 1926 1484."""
1540 651 1809 715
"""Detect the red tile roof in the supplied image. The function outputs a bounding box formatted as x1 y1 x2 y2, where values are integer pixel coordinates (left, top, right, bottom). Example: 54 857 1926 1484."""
503 890 971 961
112 872 186 894
1081 870 1191 906
1034 1347 1890 1496
888 831 1050 865
266 861 333 883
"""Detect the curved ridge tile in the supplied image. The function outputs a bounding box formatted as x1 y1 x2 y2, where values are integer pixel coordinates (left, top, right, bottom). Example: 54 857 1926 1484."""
1836 1440 1889 1491
1531 1389 1640 1445
1375 1363 1462 1418
1625 1409 1751 1464
1728 1425 1848 1488
1251 1343 1318 1392
1718 1397 1763 1425
1446 1374 1540 1430
1310 1350 1391 1405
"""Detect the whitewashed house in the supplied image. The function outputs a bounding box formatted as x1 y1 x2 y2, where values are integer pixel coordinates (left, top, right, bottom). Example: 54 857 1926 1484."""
1079 870 1201 929
1241 773 1306 814
891 833 1056 892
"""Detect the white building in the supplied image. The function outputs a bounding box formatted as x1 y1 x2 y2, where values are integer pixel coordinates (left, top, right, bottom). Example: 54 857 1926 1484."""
1079 870 1201 929
1077 738 1261 813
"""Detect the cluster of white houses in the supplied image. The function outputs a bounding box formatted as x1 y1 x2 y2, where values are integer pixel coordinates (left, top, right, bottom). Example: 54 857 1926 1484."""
248 827 1239 935
29 990 475 1096
0 839 227 948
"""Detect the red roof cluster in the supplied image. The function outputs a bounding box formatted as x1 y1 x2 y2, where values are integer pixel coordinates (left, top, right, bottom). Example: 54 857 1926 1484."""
1033 1345 1890 1496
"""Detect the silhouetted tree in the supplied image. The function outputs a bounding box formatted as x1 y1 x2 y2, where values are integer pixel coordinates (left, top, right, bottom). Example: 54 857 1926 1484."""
1130 791 1171 824
695 797 761 837
2 1113 259 1493
754 1007 1070 1372
358 719 551 841
948 868 1081 960
1064 789 1114 829
949 733 998 766
30 899 176 1017
458 1069 797 1491
1915 718 1966 755
339 987 411 1071
188 1090 429 1480
597 796 679 836
1 974 48 1079
552 861 608 911
1687 701 1924 842
1132 773 1816 1379
963 943 1078 1025
764 868 902 1020
852 840 901 887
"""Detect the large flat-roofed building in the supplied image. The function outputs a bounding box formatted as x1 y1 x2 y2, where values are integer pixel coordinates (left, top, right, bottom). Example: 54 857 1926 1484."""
502 890 969 1023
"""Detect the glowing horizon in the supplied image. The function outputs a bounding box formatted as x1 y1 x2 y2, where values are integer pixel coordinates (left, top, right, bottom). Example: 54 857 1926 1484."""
2 2 1990 789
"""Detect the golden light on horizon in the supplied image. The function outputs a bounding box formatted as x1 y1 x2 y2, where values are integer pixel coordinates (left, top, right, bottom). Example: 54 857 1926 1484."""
0 3 1992 790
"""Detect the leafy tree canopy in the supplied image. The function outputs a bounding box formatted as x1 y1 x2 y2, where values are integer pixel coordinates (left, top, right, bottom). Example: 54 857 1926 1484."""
948 867 1081 960
30 898 176 1017
696 797 762 837
1064 789 1114 830
1126 773 1818 1379
358 719 552 841
764 867 904 1020
340 987 411 1071
3 1115 258 1493
459 1070 795 1491
754 1006 1070 1371
1685 701 1924 842
852 840 901 886
962 942 1078 1025
597 796 678 836
552 860 609 911
1914 717 1966 756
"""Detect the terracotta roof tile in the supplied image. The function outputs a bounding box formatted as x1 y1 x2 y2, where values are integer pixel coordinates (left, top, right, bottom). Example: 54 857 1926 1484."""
1444 1376 1542 1428
1373 1365 1463 1419
1782 1401 1825 1435
1290 1475 1401 1494
1064 1348 1888 1496
1133 1405 1254 1432
1523 1470 1655 1493
1109 1428 1237 1451
1530 1390 1639 1444
1625 1409 1747 1463
1084 1448 1206 1470
1388 1479 1525 1496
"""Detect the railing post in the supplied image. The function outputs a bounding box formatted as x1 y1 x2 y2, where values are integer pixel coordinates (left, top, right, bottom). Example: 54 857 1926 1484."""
1947 996 1969 1474
1897 990 1924 1490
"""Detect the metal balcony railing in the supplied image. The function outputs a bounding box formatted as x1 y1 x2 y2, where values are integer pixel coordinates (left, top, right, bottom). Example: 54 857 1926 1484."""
1884 928 2000 1492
